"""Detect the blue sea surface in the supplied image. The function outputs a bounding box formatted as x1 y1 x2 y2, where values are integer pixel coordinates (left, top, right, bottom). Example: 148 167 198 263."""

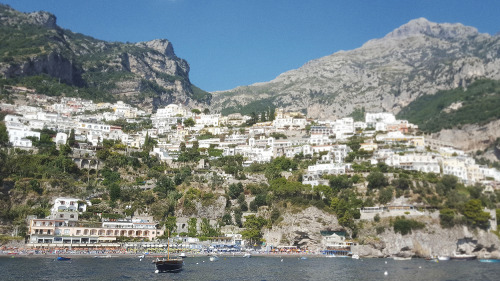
1 256 499 281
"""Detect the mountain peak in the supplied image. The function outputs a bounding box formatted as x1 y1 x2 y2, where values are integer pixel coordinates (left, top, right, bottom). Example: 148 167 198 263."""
27 11 57 29
0 4 57 29
137 39 175 57
384 17 479 40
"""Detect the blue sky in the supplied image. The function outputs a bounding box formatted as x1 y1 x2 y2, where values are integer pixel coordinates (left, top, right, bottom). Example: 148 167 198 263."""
2 0 499 92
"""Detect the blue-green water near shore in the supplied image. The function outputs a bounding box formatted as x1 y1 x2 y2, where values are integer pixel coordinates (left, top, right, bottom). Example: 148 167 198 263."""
1 256 499 281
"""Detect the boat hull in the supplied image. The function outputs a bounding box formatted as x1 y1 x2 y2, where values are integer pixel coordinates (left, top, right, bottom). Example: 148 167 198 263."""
393 257 412 261
154 259 184 273
57 257 71 261
450 255 476 261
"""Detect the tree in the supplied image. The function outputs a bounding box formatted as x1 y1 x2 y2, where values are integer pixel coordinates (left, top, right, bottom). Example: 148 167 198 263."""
393 217 425 235
249 200 258 212
228 183 244 199
203 108 210 114
67 128 76 147
378 187 394 204
234 208 243 227
264 165 281 181
241 215 267 245
436 175 458 195
222 213 232 226
0 122 9 146
154 175 175 196
367 171 388 189
463 199 490 229
164 216 177 234
183 118 195 127
191 109 201 115
187 218 197 237
439 208 455 228
109 183 121 201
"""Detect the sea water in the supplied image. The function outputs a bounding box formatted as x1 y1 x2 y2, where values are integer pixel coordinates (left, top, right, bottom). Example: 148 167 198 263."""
1 256 499 281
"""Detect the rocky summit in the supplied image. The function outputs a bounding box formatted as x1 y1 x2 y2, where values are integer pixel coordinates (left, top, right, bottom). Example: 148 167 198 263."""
212 18 500 119
0 4 211 111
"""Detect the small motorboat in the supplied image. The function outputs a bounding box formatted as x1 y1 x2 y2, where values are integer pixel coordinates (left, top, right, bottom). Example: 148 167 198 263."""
479 259 500 263
351 254 360 260
243 253 251 258
437 256 450 261
57 256 71 261
300 256 308 260
209 255 219 262
179 253 187 258
450 254 476 261
393 256 411 261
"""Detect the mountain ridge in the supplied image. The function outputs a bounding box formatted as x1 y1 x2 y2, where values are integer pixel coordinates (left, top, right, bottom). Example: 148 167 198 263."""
0 4 211 110
211 17 500 119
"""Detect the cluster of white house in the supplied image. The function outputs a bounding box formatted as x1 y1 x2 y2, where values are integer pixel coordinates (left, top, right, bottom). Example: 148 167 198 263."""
2 93 500 186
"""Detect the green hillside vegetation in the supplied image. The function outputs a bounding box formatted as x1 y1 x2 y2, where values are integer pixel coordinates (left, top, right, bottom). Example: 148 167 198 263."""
397 79 500 132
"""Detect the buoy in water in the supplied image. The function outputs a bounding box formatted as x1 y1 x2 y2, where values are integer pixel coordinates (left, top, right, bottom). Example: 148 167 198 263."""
384 271 388 276
155 270 159 274
385 261 387 264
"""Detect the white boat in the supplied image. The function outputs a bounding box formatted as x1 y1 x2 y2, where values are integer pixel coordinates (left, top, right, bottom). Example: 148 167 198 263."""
179 253 187 258
437 256 450 261
138 254 145 259
243 253 251 258
351 254 360 260
450 253 476 261
393 256 412 261
209 255 219 262
325 254 336 258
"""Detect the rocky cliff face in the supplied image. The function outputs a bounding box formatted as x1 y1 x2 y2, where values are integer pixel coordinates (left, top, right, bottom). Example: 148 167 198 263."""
354 215 500 258
430 119 500 152
0 4 210 110
262 206 342 249
212 18 500 119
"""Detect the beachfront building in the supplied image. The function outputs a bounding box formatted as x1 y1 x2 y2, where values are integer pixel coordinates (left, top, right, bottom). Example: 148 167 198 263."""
26 198 164 248
27 216 164 247
321 232 356 256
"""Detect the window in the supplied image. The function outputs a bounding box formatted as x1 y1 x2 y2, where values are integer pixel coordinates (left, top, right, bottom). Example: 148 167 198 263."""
70 214 75 218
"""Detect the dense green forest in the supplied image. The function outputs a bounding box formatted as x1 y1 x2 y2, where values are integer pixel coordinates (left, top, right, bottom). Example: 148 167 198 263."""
397 79 500 132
